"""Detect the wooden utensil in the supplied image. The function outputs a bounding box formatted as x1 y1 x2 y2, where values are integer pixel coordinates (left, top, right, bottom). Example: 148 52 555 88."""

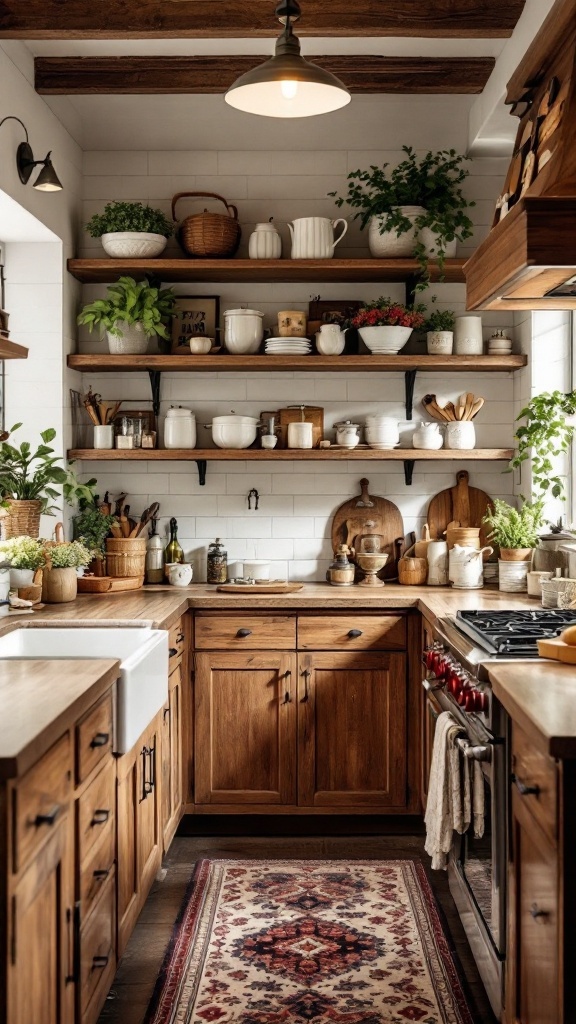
470 397 485 419
114 493 127 518
119 516 131 538
331 478 404 581
130 502 160 538
422 394 451 422
427 470 495 552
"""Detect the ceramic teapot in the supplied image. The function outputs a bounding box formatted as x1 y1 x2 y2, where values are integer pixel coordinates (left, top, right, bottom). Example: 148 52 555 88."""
288 216 348 259
335 420 360 448
412 421 443 450
316 323 346 355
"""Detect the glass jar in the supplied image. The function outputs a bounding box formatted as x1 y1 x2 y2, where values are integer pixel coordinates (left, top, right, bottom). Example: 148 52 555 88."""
207 538 227 584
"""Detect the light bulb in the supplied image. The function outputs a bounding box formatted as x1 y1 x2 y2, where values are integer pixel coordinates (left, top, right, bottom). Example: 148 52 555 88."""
280 79 298 100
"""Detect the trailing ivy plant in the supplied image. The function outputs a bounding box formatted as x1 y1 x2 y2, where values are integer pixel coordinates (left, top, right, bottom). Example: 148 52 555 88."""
85 201 173 238
511 390 576 502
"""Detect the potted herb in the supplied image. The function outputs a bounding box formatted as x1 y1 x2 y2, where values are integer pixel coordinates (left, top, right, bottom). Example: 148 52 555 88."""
350 297 426 355
64 472 116 570
77 276 177 354
424 307 455 355
482 498 544 561
0 425 67 538
85 201 173 259
42 540 91 603
510 390 576 503
0 536 45 588
329 146 474 288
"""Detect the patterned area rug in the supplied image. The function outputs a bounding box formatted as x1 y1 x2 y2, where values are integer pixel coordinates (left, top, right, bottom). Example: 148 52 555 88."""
145 860 474 1024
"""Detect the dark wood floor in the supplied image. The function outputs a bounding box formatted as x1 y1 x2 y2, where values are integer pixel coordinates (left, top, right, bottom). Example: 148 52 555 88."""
99 827 497 1024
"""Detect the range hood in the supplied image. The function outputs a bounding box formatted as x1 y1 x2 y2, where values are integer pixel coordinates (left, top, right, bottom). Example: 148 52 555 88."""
465 0 576 310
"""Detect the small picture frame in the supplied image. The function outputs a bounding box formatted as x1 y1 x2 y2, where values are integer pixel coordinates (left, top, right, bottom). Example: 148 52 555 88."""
171 295 220 354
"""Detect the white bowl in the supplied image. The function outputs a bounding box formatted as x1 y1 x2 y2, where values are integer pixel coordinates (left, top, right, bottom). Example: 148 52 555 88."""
101 232 168 258
208 415 260 449
359 326 413 354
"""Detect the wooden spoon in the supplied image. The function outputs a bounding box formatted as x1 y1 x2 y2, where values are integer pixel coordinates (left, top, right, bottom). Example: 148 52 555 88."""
422 394 450 421
470 397 485 418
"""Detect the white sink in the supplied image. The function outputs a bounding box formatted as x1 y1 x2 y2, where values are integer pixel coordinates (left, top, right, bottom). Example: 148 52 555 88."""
0 627 168 753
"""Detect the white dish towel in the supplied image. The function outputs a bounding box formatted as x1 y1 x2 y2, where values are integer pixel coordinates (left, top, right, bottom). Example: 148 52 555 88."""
425 710 472 870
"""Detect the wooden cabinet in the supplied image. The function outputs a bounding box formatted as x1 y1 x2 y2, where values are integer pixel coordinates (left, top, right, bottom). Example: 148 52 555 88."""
298 651 407 808
161 663 184 851
420 618 438 811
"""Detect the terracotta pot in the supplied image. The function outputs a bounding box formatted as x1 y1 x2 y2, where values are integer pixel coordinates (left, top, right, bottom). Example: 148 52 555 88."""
42 567 78 603
499 548 533 562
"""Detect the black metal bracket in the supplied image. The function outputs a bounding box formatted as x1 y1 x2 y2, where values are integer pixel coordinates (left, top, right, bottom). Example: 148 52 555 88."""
405 273 419 309
405 369 417 420
148 369 162 418
196 460 207 486
403 460 415 486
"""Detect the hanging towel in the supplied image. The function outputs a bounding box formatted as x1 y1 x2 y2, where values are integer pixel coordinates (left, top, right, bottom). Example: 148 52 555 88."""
424 711 470 870
471 759 485 839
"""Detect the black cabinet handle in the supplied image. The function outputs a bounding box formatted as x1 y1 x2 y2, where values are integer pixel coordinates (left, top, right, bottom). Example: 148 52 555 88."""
65 902 81 985
33 805 61 827
92 956 109 969
236 628 252 638
141 745 151 800
530 903 548 920
91 809 110 826
163 705 170 721
169 647 178 657
93 868 110 881
300 669 311 703
348 629 363 638
90 732 110 748
176 632 184 643
512 773 540 797
150 744 156 789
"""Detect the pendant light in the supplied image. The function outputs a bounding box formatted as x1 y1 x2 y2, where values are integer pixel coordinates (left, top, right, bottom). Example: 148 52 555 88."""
225 0 351 119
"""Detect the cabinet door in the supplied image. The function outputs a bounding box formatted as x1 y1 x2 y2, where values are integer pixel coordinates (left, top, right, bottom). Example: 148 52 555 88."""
8 819 75 1024
507 789 559 1024
161 663 183 852
298 651 407 808
195 651 297 805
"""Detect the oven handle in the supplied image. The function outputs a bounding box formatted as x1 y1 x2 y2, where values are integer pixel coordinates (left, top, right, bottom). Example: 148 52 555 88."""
456 735 492 763
422 678 444 694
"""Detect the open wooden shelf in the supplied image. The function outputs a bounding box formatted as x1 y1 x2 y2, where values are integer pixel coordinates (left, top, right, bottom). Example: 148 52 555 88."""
0 338 28 360
67 353 526 374
68 447 514 462
66 257 468 285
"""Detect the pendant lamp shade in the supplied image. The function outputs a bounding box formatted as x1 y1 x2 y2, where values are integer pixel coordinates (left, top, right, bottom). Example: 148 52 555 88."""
225 17 350 118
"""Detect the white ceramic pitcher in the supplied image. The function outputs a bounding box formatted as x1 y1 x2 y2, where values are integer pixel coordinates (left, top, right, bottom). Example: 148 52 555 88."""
288 217 348 259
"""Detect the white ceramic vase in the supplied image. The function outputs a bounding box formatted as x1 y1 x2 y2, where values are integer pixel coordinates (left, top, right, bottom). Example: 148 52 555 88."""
444 421 476 450
315 323 345 355
106 321 149 355
426 331 453 354
368 207 424 258
101 232 167 258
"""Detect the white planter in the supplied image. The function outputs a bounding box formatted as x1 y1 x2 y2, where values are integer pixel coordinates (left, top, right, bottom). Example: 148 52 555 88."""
9 568 34 588
454 316 484 355
106 321 149 355
368 206 425 258
358 325 413 354
444 421 476 450
101 232 167 259
498 559 529 594
418 228 457 259
426 330 453 355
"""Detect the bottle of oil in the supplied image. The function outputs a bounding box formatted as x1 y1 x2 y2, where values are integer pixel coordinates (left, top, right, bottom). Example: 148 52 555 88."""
207 538 228 584
164 516 184 578
145 518 164 584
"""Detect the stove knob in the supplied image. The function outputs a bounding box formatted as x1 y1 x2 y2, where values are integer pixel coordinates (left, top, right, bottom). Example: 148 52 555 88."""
465 690 478 712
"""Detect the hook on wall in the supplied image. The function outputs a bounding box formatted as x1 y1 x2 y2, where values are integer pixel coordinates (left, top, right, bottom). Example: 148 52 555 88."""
248 488 260 510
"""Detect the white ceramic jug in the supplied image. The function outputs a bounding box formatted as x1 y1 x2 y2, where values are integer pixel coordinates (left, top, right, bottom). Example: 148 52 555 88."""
412 422 443 450
288 217 348 259
449 544 493 589
316 323 346 355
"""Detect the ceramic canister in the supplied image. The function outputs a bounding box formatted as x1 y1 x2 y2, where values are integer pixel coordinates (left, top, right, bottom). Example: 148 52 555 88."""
164 407 196 449
287 422 313 449
248 221 282 259
427 539 449 586
444 421 476 450
454 316 484 355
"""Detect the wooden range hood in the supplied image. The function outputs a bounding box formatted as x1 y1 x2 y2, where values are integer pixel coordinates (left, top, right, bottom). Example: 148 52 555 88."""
465 0 576 310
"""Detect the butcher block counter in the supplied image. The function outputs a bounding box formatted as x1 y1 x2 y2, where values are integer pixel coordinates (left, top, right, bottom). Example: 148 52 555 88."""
489 660 576 758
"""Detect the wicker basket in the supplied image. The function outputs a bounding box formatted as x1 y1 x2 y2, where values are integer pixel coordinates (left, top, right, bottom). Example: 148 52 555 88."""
172 191 241 258
0 499 42 539
105 538 147 578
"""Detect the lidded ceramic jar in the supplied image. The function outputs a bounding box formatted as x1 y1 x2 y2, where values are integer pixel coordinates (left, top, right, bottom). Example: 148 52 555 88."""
335 420 361 448
327 545 356 587
444 421 475 450
164 407 196 449
249 219 282 259
412 421 443 450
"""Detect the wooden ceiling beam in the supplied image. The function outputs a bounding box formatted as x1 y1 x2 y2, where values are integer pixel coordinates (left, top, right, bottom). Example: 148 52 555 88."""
0 1 526 39
34 55 496 94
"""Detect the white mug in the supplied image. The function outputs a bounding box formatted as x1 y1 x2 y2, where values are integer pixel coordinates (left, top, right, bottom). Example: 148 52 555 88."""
287 422 313 449
168 563 193 587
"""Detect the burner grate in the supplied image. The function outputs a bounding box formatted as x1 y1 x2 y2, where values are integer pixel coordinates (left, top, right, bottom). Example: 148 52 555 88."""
455 609 576 656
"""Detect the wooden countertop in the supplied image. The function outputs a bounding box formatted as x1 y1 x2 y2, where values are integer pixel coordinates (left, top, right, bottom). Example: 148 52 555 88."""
0 659 119 780
488 661 576 759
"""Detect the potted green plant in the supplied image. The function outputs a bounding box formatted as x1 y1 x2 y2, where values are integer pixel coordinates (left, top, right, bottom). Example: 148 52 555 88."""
350 297 426 354
85 201 173 259
510 390 576 503
77 276 177 354
0 425 67 538
42 540 91 603
329 146 474 287
0 536 45 588
482 498 544 561
424 307 456 355
64 472 116 570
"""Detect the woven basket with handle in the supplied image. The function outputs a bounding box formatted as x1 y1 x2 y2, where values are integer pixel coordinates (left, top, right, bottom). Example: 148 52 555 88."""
105 537 147 578
172 191 241 258
0 499 42 539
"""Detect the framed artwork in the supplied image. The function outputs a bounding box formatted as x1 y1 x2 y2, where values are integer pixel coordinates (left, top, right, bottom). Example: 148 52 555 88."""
171 295 220 354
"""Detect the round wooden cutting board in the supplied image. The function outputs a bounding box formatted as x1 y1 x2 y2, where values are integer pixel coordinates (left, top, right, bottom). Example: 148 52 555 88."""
331 478 405 580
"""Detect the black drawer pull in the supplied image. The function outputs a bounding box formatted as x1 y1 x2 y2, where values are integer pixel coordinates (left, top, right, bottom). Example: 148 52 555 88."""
90 732 109 749
176 631 184 643
91 809 110 826
348 629 363 638
237 628 252 638
92 956 109 969
33 805 60 827
93 868 110 880
169 647 178 657
530 903 548 920
512 774 540 797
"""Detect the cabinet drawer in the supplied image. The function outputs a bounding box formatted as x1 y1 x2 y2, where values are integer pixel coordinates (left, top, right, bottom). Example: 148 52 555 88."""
76 692 114 784
14 733 72 874
80 816 115 921
78 759 116 866
169 620 185 663
298 615 406 650
195 613 296 650
80 869 116 1020
512 721 557 844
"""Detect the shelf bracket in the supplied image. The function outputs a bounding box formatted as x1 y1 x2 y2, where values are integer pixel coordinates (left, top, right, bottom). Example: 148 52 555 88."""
196 459 207 486
148 370 162 418
405 273 419 308
403 459 415 486
405 369 417 420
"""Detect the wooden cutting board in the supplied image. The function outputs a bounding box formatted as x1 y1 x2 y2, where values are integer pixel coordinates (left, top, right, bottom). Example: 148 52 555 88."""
427 470 495 551
217 582 303 593
538 638 576 664
331 478 404 581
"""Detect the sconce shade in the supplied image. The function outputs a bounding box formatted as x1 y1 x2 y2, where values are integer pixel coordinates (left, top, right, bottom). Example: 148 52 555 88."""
33 153 63 192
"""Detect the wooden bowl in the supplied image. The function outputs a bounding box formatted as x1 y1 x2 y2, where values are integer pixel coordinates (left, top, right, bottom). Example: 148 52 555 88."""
398 556 428 585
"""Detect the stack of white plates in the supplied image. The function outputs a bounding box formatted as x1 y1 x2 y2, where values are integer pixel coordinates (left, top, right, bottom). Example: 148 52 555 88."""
265 336 312 355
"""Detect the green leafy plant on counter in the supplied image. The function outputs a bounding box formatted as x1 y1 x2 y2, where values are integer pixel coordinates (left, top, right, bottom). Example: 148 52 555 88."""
77 276 177 340
482 498 545 550
424 308 455 333
0 424 67 515
511 390 576 502
65 473 116 554
85 201 173 238
45 540 92 569
0 536 45 570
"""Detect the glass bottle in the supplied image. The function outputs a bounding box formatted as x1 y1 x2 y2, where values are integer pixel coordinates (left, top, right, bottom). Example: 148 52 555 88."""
146 518 164 584
207 538 228 584
164 516 184 577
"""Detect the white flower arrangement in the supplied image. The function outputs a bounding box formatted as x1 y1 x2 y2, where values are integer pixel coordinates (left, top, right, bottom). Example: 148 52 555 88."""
47 541 92 569
0 536 45 570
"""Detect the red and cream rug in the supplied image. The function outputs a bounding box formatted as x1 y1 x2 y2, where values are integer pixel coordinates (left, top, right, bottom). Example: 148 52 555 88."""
145 859 474 1024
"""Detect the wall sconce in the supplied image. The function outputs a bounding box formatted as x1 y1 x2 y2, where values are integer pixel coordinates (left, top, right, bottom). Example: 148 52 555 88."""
0 116 63 192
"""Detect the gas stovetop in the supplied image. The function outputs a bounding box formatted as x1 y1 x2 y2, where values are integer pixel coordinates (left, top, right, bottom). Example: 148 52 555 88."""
455 609 576 657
